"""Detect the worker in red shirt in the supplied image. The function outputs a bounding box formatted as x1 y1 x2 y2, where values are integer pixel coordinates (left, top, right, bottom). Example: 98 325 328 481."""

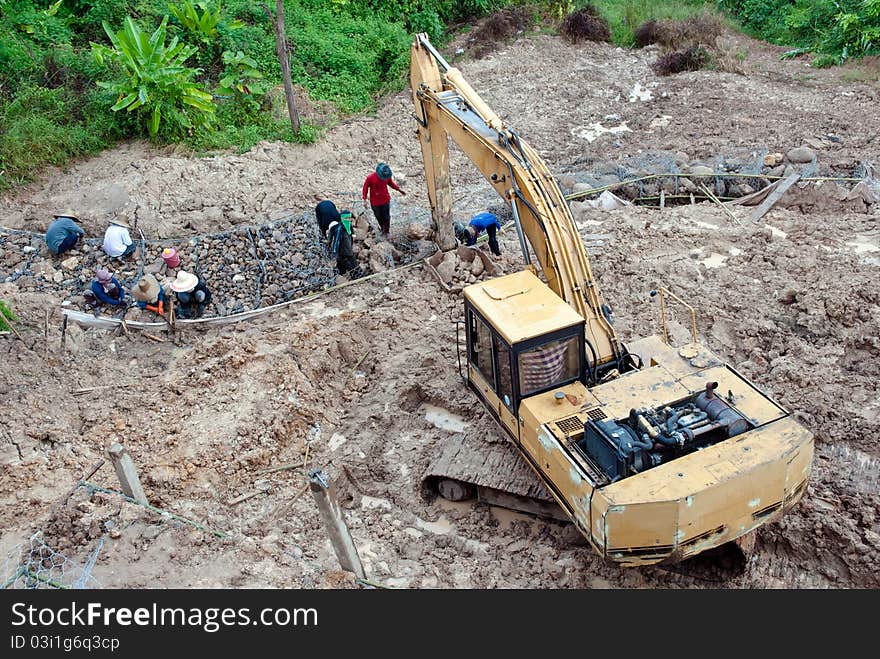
362 162 406 238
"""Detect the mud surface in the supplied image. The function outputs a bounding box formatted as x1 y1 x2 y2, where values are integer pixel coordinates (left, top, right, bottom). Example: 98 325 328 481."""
1 30 879 588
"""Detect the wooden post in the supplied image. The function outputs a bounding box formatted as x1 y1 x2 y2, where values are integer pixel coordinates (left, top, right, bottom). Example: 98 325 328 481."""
309 469 365 579
264 1 301 134
108 443 148 505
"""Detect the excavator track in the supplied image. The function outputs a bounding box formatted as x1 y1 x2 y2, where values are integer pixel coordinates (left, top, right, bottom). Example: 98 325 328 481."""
421 433 569 521
421 432 754 579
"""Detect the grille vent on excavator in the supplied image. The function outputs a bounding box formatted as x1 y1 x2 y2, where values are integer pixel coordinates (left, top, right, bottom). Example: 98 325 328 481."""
556 415 585 435
555 409 607 436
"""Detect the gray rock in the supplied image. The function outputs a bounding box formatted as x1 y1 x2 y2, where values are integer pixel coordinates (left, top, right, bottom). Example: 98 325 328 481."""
689 165 715 177
786 147 816 164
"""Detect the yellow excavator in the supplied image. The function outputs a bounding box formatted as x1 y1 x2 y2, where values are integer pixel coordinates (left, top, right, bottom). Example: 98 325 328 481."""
410 34 814 566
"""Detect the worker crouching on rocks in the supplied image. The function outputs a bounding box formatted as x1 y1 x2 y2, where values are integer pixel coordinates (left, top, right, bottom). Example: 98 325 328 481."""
170 270 211 319
315 199 362 279
45 211 85 256
85 268 126 312
454 211 502 256
132 274 168 317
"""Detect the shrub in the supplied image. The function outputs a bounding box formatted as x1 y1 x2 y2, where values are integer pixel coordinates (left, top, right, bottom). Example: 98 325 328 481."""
0 300 17 332
560 6 611 44
91 16 216 140
634 19 659 48
652 46 709 75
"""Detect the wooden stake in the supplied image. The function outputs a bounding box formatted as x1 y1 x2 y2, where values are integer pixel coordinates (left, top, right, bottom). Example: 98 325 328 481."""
309 469 365 579
699 183 742 226
144 333 166 343
108 443 148 505
43 309 49 361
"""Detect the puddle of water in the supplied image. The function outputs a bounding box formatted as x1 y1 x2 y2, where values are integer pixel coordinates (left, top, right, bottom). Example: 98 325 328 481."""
422 404 468 433
415 515 454 535
629 82 653 102
490 505 538 530
574 122 631 143
701 252 728 269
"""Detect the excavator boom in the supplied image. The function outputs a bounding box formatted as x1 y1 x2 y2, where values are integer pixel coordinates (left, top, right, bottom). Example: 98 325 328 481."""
411 34 620 371
409 34 813 567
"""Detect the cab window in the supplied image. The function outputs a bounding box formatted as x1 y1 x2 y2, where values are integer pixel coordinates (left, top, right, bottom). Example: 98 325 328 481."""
494 335 513 411
469 312 495 387
518 335 580 396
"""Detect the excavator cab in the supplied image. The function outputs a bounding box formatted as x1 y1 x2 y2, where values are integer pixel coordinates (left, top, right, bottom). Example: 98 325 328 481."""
464 270 588 442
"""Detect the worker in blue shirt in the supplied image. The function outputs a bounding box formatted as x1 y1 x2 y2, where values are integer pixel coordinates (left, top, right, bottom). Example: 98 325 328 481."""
45 211 85 256
89 268 126 308
454 211 502 256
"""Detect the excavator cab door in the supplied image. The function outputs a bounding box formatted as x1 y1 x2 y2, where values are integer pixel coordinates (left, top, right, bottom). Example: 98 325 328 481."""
465 306 520 442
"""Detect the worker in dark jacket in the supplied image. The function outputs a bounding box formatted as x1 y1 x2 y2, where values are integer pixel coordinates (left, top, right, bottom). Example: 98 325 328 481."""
454 211 502 256
45 211 85 256
169 270 211 319
88 268 126 308
314 200 362 279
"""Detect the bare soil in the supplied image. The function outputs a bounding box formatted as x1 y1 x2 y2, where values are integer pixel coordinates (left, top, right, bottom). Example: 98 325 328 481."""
1 30 879 588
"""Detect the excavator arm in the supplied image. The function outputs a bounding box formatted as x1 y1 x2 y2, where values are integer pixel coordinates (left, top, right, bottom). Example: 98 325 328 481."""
410 33 621 369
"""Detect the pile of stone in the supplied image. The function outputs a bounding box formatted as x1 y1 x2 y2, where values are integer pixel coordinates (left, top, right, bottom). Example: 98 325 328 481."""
426 245 499 293
560 145 841 202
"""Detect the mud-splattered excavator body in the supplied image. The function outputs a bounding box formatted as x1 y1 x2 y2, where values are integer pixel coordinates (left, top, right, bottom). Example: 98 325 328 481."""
410 34 813 566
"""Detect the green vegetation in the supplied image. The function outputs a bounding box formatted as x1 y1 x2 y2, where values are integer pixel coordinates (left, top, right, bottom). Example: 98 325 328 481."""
1 1 876 193
0 0 504 190
92 16 216 139
585 1 712 47
0 300 17 332
717 0 880 67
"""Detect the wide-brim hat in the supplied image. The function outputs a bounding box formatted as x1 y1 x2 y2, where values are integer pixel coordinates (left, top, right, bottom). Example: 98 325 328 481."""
132 274 161 302
170 270 198 293
53 210 80 221
109 213 131 228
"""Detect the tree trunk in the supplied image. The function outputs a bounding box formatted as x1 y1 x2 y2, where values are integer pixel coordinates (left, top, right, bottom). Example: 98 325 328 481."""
265 1 300 134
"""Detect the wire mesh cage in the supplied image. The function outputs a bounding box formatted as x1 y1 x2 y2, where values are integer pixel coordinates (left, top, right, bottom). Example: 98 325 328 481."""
2 532 102 590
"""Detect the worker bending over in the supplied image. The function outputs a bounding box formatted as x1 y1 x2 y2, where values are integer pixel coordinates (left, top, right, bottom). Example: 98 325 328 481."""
315 200 362 279
170 270 211 319
454 211 502 256
45 211 84 256
132 274 167 316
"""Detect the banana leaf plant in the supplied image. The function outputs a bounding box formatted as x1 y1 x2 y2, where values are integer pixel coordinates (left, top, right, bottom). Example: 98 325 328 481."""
92 16 215 139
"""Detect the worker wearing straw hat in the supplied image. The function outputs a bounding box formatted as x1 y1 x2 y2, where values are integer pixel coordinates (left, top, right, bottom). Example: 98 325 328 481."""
132 274 168 316
169 270 211 319
102 212 136 260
